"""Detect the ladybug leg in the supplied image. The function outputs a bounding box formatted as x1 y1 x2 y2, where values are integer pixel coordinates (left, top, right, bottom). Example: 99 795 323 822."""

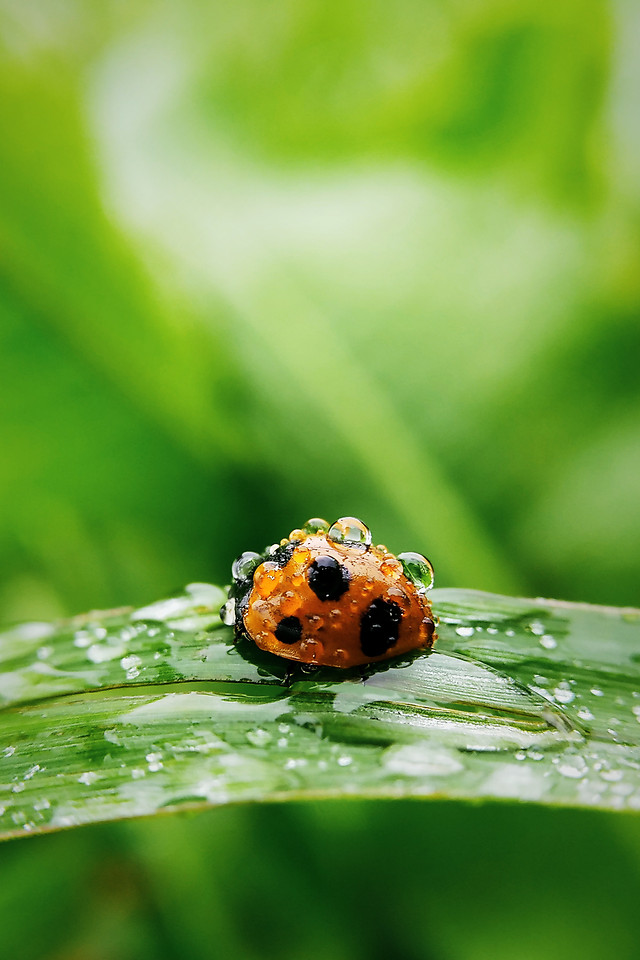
299 663 320 678
281 669 296 687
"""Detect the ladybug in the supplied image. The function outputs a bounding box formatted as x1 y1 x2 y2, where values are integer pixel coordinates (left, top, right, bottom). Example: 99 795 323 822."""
221 516 436 669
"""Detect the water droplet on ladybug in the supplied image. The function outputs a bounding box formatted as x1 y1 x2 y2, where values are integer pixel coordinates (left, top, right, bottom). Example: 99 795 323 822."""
398 552 434 592
381 557 403 577
232 551 262 581
303 518 330 535
301 638 324 661
254 561 280 598
328 516 372 548
220 600 236 626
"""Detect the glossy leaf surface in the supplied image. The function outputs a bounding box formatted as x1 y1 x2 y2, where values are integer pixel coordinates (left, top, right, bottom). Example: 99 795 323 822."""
1 586 639 840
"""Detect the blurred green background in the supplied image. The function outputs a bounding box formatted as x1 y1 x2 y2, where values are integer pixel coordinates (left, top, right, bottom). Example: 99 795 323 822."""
1 1 639 958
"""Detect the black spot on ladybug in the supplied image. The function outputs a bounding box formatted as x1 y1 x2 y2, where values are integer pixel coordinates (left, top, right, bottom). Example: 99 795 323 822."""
271 541 298 568
360 599 402 658
275 616 302 645
308 556 350 602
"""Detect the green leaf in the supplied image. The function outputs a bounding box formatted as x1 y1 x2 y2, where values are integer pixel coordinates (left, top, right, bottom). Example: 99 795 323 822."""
1 585 639 840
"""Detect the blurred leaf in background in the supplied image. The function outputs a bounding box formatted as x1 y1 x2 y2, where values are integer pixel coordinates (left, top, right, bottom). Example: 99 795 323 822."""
1 0 638 621
0 0 639 958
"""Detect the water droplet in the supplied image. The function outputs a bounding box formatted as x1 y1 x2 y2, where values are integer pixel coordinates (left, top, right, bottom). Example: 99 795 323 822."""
303 518 330 535
398 552 434 591
246 728 272 747
600 768 624 782
12 783 25 793
632 705 640 721
540 635 557 650
577 707 594 721
380 557 403 578
131 768 146 779
278 723 290 733
220 599 236 626
505 629 515 637
384 744 464 777
530 621 546 636
78 771 99 785
337 755 353 766
87 642 126 664
591 687 604 697
4 746 15 758
300 639 324 662
328 517 372 547
146 752 163 772
554 683 575 705
36 645 53 660
120 654 142 680
284 757 308 770
232 551 262 581
254 562 280 598
557 760 587 779
455 625 475 638
277 738 288 748
73 630 92 648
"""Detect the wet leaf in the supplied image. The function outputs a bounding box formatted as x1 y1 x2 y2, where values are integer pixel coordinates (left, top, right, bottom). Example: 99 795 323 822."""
1 586 639 840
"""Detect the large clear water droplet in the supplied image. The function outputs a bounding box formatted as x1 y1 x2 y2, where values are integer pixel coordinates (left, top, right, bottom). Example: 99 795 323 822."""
232 551 261 581
328 517 372 547
220 599 236 626
398 552 434 591
302 517 330 535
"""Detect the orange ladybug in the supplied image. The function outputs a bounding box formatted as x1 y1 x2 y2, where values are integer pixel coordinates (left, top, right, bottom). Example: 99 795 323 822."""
221 517 436 669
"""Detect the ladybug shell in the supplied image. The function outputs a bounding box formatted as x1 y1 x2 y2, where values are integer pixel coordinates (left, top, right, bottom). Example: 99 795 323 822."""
241 534 436 668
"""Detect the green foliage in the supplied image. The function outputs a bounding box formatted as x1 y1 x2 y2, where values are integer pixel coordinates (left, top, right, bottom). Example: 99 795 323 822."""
0 0 639 627
1 1 639 956
2 585 639 841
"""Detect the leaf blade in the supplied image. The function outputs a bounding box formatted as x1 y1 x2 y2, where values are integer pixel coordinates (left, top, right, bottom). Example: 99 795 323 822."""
1 587 639 840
